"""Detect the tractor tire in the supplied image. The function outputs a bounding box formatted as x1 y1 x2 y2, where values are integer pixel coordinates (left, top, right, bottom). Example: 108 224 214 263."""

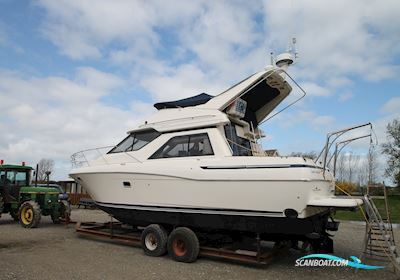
141 224 168 257
10 209 19 221
167 227 199 263
19 200 41 228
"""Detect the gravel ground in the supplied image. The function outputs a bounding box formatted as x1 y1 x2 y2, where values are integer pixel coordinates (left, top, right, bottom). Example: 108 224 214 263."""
0 207 399 280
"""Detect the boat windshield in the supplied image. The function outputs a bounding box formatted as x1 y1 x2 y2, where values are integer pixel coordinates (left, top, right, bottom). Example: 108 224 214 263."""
108 129 160 154
224 124 252 156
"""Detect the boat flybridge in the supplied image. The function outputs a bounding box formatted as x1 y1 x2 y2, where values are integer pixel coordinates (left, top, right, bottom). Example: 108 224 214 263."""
70 53 362 255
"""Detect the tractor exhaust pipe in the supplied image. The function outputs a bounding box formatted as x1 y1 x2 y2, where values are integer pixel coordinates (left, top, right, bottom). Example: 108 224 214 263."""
35 164 38 187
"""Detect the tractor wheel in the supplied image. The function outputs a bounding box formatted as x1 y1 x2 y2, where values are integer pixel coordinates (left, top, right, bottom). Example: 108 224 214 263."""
10 209 19 221
19 200 41 228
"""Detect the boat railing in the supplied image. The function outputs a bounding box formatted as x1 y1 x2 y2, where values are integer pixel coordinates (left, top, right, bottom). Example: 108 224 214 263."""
71 146 114 168
315 122 373 177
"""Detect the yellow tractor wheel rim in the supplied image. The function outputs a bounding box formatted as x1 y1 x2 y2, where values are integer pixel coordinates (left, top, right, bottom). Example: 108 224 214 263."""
21 207 33 224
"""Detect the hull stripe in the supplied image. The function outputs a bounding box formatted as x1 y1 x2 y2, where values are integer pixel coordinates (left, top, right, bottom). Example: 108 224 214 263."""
96 201 285 217
201 164 324 170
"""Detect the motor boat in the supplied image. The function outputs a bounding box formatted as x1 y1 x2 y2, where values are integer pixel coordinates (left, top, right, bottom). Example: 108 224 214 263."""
70 53 362 252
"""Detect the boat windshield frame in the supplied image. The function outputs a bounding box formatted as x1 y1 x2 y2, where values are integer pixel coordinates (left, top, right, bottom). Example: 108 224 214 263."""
108 129 161 154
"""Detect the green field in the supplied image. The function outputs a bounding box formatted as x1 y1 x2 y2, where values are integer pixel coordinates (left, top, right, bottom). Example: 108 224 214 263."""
334 195 400 223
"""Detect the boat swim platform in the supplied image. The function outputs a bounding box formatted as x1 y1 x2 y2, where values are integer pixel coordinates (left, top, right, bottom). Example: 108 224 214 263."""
75 221 289 265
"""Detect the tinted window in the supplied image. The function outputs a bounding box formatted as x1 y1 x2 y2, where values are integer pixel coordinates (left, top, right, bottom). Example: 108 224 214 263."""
15 172 27 186
150 133 213 159
224 124 252 156
108 130 160 154
4 171 28 186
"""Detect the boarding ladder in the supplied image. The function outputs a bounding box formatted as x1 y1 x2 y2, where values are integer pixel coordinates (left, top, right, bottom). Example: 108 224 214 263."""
361 188 400 273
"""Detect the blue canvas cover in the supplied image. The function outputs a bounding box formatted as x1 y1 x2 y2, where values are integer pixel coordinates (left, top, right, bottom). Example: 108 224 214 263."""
154 93 213 110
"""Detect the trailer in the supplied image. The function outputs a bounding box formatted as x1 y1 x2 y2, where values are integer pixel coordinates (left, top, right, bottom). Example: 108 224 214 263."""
75 220 289 265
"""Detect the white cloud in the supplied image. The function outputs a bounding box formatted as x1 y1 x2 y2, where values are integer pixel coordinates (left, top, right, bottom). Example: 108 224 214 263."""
35 0 400 107
129 100 156 118
263 0 400 82
327 77 353 89
0 68 147 179
140 64 227 101
37 1 265 84
381 97 400 114
37 0 206 60
312 115 335 126
338 91 354 102
278 110 335 129
301 82 331 97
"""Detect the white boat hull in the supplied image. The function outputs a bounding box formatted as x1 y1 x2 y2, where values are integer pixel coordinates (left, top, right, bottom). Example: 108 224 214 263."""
70 157 353 220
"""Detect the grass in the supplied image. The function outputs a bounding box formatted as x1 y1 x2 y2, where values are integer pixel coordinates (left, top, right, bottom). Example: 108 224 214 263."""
334 195 400 223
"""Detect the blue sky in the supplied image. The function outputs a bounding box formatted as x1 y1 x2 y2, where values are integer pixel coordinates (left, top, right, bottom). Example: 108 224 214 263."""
0 0 399 182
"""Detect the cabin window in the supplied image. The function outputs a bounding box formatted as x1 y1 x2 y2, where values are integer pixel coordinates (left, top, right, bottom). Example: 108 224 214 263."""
224 124 252 156
149 133 214 159
0 170 29 187
108 129 160 154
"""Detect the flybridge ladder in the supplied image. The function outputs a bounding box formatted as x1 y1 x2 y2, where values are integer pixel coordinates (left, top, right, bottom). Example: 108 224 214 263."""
361 191 400 274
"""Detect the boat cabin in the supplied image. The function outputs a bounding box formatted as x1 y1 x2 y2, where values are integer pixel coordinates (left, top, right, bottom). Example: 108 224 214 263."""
108 69 292 160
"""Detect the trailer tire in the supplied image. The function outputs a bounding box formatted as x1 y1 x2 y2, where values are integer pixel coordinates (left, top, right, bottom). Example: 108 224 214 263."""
167 227 199 263
19 200 41 228
141 224 168 257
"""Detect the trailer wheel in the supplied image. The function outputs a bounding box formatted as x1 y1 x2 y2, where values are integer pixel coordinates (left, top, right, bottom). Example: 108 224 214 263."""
141 224 168 257
19 201 41 228
168 227 199 263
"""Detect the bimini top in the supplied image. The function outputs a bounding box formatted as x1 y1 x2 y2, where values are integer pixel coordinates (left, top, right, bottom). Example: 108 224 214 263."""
134 67 292 133
154 93 213 110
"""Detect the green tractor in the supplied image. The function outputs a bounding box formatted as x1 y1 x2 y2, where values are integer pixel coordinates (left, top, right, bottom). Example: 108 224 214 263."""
0 162 70 228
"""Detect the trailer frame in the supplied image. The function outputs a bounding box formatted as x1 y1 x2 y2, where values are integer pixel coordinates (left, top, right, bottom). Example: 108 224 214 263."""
75 220 288 265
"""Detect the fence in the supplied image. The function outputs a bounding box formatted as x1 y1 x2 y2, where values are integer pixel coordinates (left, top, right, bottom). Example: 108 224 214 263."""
68 193 92 205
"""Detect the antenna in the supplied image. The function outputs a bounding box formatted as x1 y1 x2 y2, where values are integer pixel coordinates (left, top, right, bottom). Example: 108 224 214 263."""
292 37 298 59
273 37 298 70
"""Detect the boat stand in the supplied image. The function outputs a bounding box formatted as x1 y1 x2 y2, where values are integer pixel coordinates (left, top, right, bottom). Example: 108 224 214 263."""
75 220 288 265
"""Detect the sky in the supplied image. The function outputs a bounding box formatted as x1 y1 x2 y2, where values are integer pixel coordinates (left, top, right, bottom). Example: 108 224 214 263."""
0 0 399 181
